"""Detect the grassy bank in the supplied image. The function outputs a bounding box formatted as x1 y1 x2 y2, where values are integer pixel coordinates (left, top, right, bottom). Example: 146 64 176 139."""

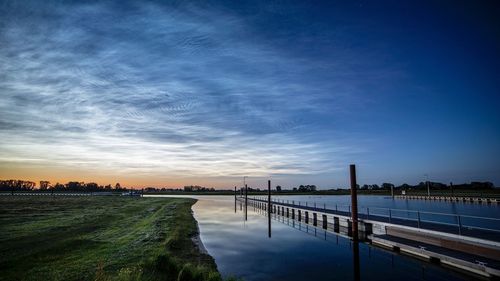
0 196 228 281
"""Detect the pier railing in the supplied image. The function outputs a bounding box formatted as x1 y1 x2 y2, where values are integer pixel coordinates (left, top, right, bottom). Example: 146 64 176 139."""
403 191 500 199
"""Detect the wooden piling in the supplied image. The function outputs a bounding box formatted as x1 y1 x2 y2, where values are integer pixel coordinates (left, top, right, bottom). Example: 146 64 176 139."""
350 164 359 241
268 180 271 238
245 184 248 221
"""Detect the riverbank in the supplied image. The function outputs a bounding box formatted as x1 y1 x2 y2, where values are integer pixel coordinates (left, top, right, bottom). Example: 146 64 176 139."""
0 196 229 281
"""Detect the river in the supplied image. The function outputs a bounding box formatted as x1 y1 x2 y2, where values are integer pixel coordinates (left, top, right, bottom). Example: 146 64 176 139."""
150 195 499 281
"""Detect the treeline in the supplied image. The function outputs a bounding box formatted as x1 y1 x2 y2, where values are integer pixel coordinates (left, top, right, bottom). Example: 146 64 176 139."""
0 180 36 191
145 185 218 192
358 181 495 191
183 185 216 192
292 185 317 192
264 181 495 193
0 180 127 192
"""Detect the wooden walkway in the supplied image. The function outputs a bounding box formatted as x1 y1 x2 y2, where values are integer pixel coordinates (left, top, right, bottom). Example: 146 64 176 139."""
245 197 500 243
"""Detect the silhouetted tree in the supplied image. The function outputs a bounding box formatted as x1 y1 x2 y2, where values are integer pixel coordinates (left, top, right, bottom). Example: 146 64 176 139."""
397 183 411 190
66 181 83 190
39 181 50 190
382 183 395 190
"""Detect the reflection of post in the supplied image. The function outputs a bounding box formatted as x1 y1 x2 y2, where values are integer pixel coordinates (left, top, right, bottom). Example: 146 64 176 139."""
350 164 359 241
234 186 237 213
245 184 248 221
352 241 361 281
268 180 271 238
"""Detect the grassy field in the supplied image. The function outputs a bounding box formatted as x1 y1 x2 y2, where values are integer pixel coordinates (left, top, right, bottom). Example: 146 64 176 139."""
0 196 228 281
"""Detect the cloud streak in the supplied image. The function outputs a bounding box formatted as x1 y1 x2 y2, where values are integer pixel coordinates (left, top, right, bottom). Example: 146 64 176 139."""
0 0 366 186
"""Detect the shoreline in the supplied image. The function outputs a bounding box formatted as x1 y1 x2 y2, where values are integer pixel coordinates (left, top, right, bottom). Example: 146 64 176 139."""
191 200 209 256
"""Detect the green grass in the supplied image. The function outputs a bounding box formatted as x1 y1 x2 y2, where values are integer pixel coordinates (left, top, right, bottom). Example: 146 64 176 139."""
0 196 233 281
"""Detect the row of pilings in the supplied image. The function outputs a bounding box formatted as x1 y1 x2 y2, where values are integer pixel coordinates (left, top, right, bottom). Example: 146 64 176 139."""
236 164 360 241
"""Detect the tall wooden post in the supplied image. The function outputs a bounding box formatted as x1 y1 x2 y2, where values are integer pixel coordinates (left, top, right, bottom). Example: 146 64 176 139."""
268 180 271 238
350 164 359 241
245 184 248 221
234 186 237 213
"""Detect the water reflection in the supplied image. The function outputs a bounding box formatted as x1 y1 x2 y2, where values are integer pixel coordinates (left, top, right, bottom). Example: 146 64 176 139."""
268 203 271 238
352 241 360 281
151 195 479 281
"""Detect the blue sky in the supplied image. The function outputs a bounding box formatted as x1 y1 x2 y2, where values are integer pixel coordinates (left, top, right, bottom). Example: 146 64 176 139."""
0 0 499 188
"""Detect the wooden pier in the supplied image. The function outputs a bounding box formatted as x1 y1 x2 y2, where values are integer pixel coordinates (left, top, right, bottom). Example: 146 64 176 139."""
236 164 500 279
395 195 500 204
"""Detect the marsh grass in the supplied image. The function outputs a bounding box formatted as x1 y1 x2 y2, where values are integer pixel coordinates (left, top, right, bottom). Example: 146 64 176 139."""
0 196 234 281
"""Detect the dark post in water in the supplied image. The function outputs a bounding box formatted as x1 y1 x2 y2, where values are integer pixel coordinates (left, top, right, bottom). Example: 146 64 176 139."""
350 164 359 241
352 240 361 281
245 184 248 221
234 186 237 213
268 180 271 238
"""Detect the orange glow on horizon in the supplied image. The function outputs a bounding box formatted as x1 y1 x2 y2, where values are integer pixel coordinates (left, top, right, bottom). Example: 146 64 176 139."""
0 166 235 189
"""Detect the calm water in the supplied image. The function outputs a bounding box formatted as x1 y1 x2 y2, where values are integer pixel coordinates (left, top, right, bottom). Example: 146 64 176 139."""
150 195 499 281
271 195 500 218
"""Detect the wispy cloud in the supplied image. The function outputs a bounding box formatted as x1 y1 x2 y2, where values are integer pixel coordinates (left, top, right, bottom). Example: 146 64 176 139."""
0 1 392 186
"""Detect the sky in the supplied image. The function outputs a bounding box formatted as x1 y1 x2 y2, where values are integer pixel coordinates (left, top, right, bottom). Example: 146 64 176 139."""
0 0 499 189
